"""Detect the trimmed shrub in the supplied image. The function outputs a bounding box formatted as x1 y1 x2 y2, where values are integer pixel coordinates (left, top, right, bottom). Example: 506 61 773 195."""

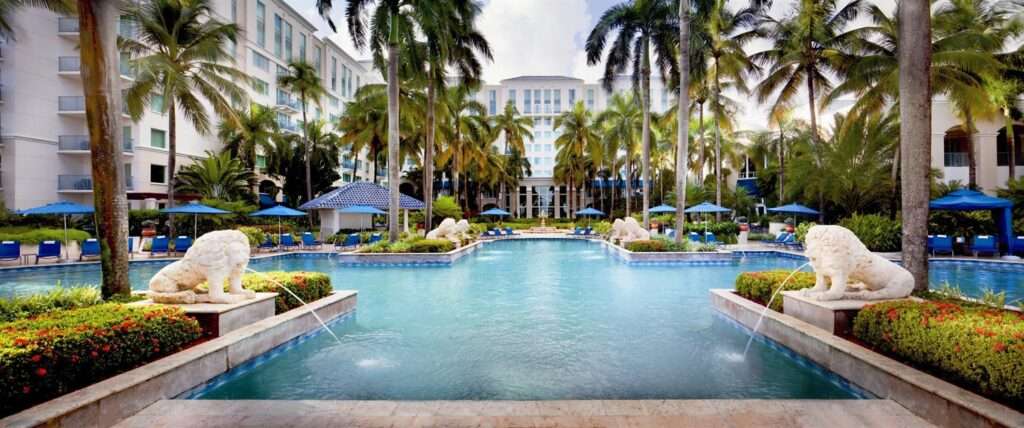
748 232 775 242
853 300 1024 405
0 304 201 415
734 270 817 312
235 226 266 247
794 222 816 244
409 239 454 253
0 287 102 323
626 239 667 252
840 214 901 252
432 196 463 220
0 227 90 245
237 272 333 314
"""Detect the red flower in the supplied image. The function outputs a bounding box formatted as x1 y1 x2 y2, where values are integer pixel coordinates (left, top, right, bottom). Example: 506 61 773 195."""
954 345 961 353
13 337 28 347
101 344 111 353
887 309 900 321
22 386 30 394
90 351 98 358
35 368 47 377
30 355 41 363
994 342 1007 353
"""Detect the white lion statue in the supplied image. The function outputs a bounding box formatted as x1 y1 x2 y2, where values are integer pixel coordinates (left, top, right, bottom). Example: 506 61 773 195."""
802 225 914 301
426 218 471 245
609 217 650 244
148 230 255 304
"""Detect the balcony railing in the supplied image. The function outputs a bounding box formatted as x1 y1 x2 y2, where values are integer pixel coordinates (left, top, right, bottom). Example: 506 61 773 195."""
277 118 298 133
58 175 134 191
341 159 355 169
123 137 133 152
58 96 86 112
58 135 89 151
276 93 300 111
944 152 969 167
58 56 80 73
58 17 79 34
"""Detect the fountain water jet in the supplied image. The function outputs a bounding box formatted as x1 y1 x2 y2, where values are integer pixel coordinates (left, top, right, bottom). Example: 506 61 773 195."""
244 267 344 345
742 261 812 358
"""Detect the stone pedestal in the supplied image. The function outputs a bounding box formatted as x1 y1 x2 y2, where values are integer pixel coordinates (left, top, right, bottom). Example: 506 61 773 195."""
782 291 874 336
134 292 279 338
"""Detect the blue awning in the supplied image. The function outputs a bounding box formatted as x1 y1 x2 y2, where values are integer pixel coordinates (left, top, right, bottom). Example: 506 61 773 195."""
649 204 677 213
929 189 1012 210
299 181 425 211
575 207 605 217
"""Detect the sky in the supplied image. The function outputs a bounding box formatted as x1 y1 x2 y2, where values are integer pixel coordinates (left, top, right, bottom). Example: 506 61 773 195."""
289 0 897 131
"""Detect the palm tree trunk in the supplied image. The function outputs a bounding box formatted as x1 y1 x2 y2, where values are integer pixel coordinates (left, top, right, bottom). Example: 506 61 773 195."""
698 103 705 183
713 57 723 222
1007 111 1016 181
167 98 177 239
351 149 359 182
301 96 313 228
640 42 652 229
899 0 931 291
676 0 690 243
806 67 825 223
387 42 400 242
778 129 785 201
966 113 976 188
79 0 129 298
625 157 632 216
424 83 436 231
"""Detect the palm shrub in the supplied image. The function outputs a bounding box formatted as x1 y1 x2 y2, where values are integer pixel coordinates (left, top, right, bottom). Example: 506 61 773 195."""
794 222 817 244
839 214 901 251
735 271 817 312
235 226 266 248
432 196 463 221
626 240 668 252
175 151 256 201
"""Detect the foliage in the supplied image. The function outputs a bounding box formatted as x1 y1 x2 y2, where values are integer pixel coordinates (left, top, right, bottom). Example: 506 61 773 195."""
265 121 342 208
357 238 454 254
175 151 256 201
409 239 455 253
626 240 667 252
591 221 613 235
748 232 776 241
235 272 333 314
0 286 102 323
235 226 266 248
0 304 201 415
172 199 259 237
839 214 902 252
432 196 463 220
928 210 995 239
128 209 162 235
794 222 816 244
735 270 817 312
0 227 90 245
853 300 1024 405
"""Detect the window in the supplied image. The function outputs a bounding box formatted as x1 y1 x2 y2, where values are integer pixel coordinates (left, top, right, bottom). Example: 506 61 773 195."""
568 89 576 106
553 90 561 113
524 90 532 113
273 14 282 58
150 94 164 113
314 46 322 70
256 1 265 47
252 50 269 71
346 67 353 97
328 95 339 107
122 126 132 149
256 155 267 169
277 64 289 78
586 89 595 109
299 33 306 61
488 90 497 115
150 129 166 149
284 21 292 60
533 89 541 112
341 65 349 97
230 0 237 22
331 57 337 91
508 89 516 108
149 164 167 184
252 78 269 95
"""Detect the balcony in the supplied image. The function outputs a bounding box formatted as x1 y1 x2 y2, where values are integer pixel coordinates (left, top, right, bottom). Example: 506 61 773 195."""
58 56 80 74
57 17 79 36
59 135 135 155
58 96 86 115
276 93 300 112
341 159 355 169
58 175 134 192
944 152 969 167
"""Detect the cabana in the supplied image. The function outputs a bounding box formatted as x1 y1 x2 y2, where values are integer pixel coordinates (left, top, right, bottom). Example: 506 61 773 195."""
299 182 425 239
929 189 1014 251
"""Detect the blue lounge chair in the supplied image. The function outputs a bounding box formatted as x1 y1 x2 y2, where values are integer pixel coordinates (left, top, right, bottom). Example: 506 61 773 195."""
926 235 935 253
367 233 382 244
79 238 100 260
280 234 300 250
970 235 998 257
301 232 322 249
1012 236 1024 256
258 236 276 252
36 240 61 264
665 228 675 238
776 233 795 247
150 235 169 257
688 232 701 242
572 227 583 236
704 232 720 246
584 227 593 236
0 240 20 263
128 237 134 258
505 227 517 236
337 234 361 249
771 232 790 246
931 235 954 256
173 236 192 255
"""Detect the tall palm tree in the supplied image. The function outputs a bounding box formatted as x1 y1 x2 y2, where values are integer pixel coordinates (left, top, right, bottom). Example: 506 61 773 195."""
554 101 601 217
676 0 693 242
436 85 490 211
586 0 679 227
266 120 343 207
123 0 247 238
176 151 256 201
278 60 326 220
218 102 278 171
899 0 932 290
597 92 643 216
491 103 534 211
988 77 1022 180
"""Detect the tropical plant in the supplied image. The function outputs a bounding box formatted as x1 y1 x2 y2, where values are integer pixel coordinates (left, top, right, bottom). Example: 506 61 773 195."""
264 120 341 207
277 60 327 216
587 0 679 228
432 195 463 220
123 0 247 238
217 103 278 171
554 101 601 216
596 92 642 217
436 85 490 210
839 213 902 251
491 103 534 211
175 151 256 201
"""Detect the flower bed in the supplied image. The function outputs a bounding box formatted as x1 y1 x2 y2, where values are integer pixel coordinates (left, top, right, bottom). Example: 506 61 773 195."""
0 304 201 416
357 238 455 254
734 270 816 311
853 300 1024 406
237 271 333 313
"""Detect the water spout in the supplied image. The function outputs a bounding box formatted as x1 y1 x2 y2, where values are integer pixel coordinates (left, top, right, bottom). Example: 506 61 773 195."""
742 261 812 358
244 267 343 345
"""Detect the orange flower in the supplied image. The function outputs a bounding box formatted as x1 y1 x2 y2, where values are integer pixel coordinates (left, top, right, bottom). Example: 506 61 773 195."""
994 342 1007 353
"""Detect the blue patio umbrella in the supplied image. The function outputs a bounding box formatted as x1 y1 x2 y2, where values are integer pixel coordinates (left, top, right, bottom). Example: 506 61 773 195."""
767 203 820 228
575 207 605 226
649 204 677 214
480 208 511 217
161 201 231 238
930 189 1013 249
684 201 732 235
21 200 95 260
250 205 306 238
339 205 387 230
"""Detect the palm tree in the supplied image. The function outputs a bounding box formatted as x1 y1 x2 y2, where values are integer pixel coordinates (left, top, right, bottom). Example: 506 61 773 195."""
554 101 601 217
491 103 534 211
988 77 1022 180
900 0 932 291
676 0 693 243
266 120 343 207
597 92 642 216
436 85 490 211
123 0 247 238
586 0 678 227
337 83 426 185
176 151 256 201
278 60 327 221
218 103 278 171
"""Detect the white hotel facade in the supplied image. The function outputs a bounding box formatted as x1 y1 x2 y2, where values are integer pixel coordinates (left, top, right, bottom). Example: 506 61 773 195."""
0 1 1018 216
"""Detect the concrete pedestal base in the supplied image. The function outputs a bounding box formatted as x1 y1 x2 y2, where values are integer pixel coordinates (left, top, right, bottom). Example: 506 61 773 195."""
137 292 279 338
782 291 879 335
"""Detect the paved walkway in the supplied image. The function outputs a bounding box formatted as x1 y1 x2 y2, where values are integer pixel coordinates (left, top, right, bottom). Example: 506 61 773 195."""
115 399 934 427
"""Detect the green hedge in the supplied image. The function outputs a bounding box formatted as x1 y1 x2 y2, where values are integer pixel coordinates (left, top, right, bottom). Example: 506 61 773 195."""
238 272 333 314
356 238 454 254
853 300 1024 405
839 214 901 252
0 287 102 323
409 239 454 253
734 270 817 312
626 240 667 252
0 227 90 245
0 304 201 415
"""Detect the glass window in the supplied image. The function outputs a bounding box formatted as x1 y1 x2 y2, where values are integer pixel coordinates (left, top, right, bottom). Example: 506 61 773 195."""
568 89 576 106
553 90 561 113
508 89 516 108
251 78 269 95
314 46 322 70
150 129 166 149
284 21 292 60
299 33 306 61
346 67 353 97
488 90 497 115
256 155 267 169
524 90 531 113
149 164 166 184
328 95 339 107
586 89 595 109
150 94 164 112
256 1 265 47
252 50 269 71
331 57 337 91
533 89 541 112
230 0 237 22
543 89 551 113
273 14 282 58
341 65 349 97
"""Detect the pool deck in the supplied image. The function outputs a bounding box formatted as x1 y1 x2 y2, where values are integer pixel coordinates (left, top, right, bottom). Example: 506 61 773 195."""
114 399 934 427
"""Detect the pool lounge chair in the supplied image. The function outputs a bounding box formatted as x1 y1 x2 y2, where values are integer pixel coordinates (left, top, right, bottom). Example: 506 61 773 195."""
0 241 20 263
128 238 134 259
36 240 61 264
504 227 516 236
301 232 322 250
336 234 361 250
1011 236 1024 256
704 232 720 246
931 235 954 256
970 235 998 257
79 238 100 260
280 234 300 250
367 233 382 244
926 235 935 253
771 232 790 246
688 232 702 242
664 228 675 239
776 233 795 247
258 237 277 252
151 236 169 257
173 236 192 255
584 227 594 236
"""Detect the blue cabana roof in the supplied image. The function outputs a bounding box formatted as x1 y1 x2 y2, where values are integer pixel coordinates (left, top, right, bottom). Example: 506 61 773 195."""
480 208 511 217
929 189 1012 210
684 201 731 213
20 200 94 215
767 203 820 216
339 205 387 215
250 205 306 217
298 181 425 211
649 204 677 213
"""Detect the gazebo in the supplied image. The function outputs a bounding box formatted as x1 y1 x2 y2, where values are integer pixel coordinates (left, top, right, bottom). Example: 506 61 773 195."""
299 182 425 238
929 189 1014 249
